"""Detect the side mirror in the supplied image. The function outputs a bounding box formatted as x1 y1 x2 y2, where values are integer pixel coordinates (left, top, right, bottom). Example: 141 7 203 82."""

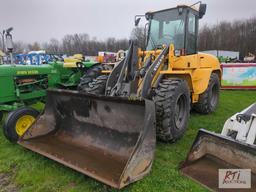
199 4 207 19
5 27 13 34
174 50 181 57
5 34 13 51
135 18 141 27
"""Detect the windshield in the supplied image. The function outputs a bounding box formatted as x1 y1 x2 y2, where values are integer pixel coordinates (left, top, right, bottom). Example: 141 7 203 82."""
147 9 186 50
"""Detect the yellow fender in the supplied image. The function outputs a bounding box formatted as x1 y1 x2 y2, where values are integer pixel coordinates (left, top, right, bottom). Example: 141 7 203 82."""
160 46 221 103
64 54 84 68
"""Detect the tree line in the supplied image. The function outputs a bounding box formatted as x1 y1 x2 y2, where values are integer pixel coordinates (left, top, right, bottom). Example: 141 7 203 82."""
198 17 256 58
12 35 130 56
1 16 255 58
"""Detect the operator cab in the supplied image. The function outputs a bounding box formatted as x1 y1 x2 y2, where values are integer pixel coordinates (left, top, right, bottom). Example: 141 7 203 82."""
143 4 206 55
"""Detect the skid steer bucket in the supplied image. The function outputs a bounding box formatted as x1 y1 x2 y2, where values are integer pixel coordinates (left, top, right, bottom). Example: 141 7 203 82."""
18 89 156 189
180 129 256 191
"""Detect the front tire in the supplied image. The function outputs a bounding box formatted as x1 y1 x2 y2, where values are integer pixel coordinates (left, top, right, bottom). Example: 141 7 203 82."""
193 73 220 114
3 107 39 142
154 78 190 142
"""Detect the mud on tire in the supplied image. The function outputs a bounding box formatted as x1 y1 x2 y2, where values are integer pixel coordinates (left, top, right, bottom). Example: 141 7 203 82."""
154 78 190 142
83 75 108 94
77 65 103 91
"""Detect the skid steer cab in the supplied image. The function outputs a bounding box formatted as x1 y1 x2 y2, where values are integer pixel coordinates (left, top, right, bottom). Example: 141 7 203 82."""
16 3 221 189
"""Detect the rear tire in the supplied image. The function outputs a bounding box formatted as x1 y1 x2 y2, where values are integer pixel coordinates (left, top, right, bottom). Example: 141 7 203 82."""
154 78 190 142
0 111 3 122
77 65 103 91
82 75 108 94
193 73 220 114
3 107 39 142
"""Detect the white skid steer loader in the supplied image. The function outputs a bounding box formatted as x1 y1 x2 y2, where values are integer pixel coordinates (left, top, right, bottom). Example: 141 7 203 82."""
181 103 256 191
222 103 256 145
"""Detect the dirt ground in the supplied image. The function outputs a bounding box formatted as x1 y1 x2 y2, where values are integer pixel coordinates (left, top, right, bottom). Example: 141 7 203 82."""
0 172 19 192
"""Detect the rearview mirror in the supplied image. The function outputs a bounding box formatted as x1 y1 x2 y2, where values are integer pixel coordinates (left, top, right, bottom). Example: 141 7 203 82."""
5 34 13 51
135 18 141 27
199 4 207 19
6 27 13 34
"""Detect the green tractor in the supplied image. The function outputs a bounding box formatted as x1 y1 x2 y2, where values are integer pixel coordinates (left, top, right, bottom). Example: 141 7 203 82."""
63 54 104 90
0 28 103 142
0 60 103 142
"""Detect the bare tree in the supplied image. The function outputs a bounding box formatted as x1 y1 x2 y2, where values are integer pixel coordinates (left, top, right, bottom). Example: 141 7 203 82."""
198 17 256 58
130 27 147 50
13 41 27 53
9 16 256 59
28 42 41 51
42 38 61 54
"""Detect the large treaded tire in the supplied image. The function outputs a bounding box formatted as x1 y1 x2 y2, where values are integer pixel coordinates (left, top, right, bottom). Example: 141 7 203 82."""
77 65 103 91
154 78 190 142
82 75 108 94
193 73 220 114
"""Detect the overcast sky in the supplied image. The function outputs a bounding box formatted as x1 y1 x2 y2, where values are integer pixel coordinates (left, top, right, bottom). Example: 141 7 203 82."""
0 0 255 43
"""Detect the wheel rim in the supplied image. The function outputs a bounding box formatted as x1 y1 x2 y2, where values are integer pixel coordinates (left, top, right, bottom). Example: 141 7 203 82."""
210 83 219 107
15 115 36 136
175 94 187 129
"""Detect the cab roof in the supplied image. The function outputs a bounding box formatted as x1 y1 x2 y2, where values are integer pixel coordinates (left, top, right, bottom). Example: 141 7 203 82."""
145 5 200 20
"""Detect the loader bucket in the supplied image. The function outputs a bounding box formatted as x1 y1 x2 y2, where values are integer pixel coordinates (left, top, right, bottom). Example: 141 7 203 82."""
18 89 156 189
180 129 256 191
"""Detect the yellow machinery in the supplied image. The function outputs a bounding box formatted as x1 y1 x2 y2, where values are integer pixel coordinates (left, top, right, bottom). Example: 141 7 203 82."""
63 54 85 68
18 3 221 189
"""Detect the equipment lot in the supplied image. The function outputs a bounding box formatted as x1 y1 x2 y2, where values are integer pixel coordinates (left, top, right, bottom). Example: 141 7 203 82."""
0 90 254 192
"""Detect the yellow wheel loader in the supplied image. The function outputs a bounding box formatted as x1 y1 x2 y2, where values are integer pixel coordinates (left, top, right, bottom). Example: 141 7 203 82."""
18 3 221 189
181 103 256 191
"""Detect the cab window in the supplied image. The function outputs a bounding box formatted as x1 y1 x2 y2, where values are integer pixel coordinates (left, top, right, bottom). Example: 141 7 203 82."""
186 13 197 55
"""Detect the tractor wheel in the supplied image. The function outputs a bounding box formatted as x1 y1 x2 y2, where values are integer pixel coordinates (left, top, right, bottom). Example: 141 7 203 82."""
193 73 220 114
82 75 108 94
0 111 3 122
154 78 190 142
3 107 39 142
77 65 103 91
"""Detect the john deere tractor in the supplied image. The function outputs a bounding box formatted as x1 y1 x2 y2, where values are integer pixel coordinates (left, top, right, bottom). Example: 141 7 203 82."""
11 3 221 189
1 58 103 141
63 54 103 90
0 27 104 141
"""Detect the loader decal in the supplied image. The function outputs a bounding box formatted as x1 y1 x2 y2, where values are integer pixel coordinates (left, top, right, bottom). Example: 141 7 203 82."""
153 55 164 72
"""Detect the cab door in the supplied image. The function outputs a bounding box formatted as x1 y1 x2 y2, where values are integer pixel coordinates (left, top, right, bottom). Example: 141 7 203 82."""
183 11 199 69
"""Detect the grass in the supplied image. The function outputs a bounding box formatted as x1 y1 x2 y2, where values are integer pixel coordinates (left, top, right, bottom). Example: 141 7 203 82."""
222 79 256 86
0 90 255 192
